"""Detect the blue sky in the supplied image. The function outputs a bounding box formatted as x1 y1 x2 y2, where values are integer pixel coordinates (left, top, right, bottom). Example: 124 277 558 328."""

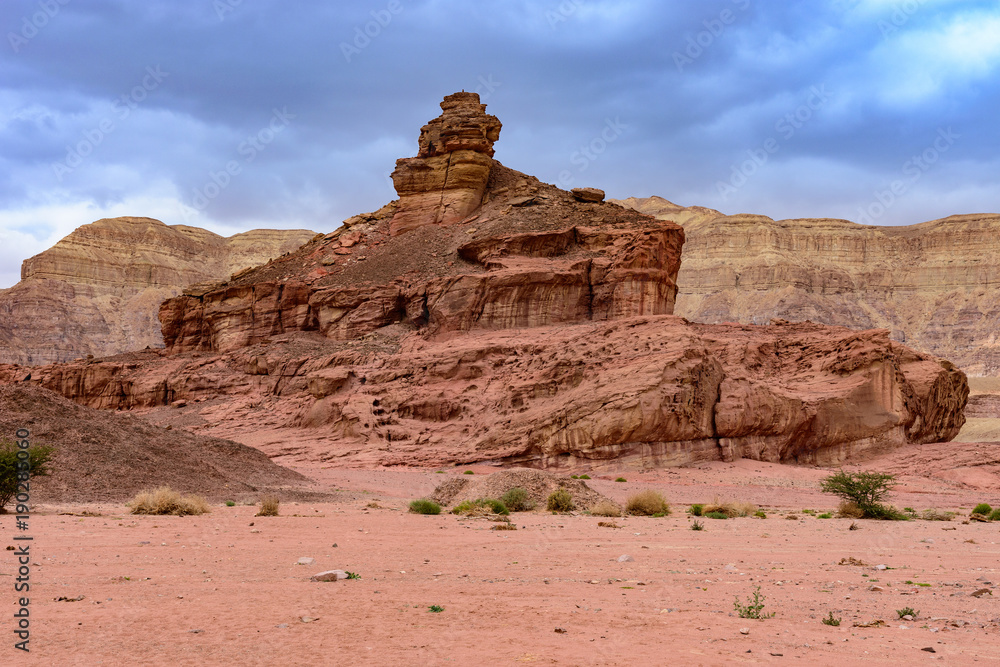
1 0 998 287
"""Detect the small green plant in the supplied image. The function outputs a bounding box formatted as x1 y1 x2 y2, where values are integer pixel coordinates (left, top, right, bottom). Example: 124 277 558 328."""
821 470 902 520
896 607 918 619
463 470 475 475
734 586 774 620
570 475 579 479
614 477 627 483
408 499 442 515
435 470 445 474
689 503 704 516
705 511 728 520
625 490 670 516
501 487 535 512
579 474 591 480
225 500 236 507
345 571 361 580
903 507 915 513
754 509 767 519
817 512 832 519
256 494 280 517
428 605 444 613
822 611 841 626
691 520 704 531
972 503 992 516
547 488 575 512
989 509 1000 522
802 509 816 515
0 439 54 512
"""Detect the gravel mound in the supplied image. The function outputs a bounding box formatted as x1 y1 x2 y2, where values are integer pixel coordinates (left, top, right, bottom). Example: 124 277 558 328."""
431 468 615 511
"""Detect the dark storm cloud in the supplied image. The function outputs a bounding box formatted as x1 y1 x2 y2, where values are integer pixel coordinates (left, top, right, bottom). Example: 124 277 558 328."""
0 0 998 288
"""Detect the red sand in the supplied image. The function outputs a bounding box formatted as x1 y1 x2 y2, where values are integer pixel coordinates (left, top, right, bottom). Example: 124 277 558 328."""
10 456 1000 665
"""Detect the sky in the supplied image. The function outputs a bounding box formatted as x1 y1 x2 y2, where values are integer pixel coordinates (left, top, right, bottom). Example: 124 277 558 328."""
1 0 998 288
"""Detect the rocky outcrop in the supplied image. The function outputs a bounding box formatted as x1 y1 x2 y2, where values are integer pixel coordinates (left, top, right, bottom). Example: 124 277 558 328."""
389 92 502 236
614 197 1000 375
158 162 683 354
0 317 967 469
0 92 969 470
0 217 316 365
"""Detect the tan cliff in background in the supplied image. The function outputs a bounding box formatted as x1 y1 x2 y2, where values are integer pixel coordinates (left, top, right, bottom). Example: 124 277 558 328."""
613 196 1000 376
0 217 316 365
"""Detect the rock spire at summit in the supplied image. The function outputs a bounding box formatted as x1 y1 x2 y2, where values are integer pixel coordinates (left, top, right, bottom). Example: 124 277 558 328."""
389 92 502 236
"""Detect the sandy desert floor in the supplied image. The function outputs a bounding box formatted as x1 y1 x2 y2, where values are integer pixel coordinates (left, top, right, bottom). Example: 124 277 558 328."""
6 456 1000 666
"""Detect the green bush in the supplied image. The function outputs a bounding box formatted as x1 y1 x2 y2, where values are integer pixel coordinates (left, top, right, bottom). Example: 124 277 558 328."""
753 509 767 519
614 477 626 483
691 520 704 531
817 513 832 519
452 498 509 515
225 500 236 507
989 509 1000 522
704 511 728 520
0 439 54 512
734 586 774 619
822 611 841 626
547 488 575 512
820 470 903 520
579 474 591 480
688 503 704 516
972 503 993 516
409 499 442 515
625 490 670 516
500 487 535 512
463 470 475 475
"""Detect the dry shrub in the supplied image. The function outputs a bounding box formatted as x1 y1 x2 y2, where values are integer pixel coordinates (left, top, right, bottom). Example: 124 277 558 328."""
701 499 756 518
547 488 575 512
130 486 210 516
625 490 671 516
589 500 622 517
921 508 954 521
491 523 517 531
597 521 620 528
256 494 280 517
837 500 866 519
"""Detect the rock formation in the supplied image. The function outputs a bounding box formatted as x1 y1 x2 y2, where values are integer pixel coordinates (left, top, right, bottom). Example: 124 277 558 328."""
614 197 1000 375
389 91 501 236
0 93 969 470
0 217 316 365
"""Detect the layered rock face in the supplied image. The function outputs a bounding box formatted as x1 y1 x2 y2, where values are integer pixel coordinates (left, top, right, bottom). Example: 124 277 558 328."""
0 217 316 365
615 197 1000 375
0 93 969 470
389 92 501 236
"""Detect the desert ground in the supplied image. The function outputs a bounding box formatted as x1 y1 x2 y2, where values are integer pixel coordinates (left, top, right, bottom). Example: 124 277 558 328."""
14 448 1000 667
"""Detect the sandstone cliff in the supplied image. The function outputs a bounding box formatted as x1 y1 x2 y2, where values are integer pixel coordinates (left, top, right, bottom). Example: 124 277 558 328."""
614 197 1000 375
0 217 316 365
0 93 968 470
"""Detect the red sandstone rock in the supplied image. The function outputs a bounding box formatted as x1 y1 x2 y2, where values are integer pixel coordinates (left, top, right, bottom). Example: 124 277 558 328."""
0 91 969 471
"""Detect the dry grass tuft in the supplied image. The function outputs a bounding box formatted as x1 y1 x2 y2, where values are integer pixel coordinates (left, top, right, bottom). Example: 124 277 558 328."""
625 490 671 516
256 494 280 517
589 500 622 517
837 500 866 519
701 498 757 518
921 508 955 521
129 486 210 516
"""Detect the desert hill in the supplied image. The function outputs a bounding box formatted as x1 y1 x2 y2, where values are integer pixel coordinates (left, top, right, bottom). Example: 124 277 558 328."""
613 197 1000 375
0 92 967 472
0 217 316 365
0 383 311 503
